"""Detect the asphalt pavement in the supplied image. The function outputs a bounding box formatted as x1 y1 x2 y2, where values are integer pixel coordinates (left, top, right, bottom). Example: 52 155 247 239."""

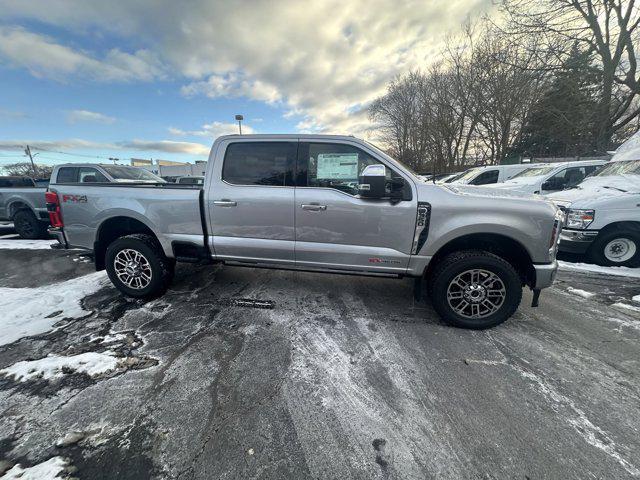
0 229 639 479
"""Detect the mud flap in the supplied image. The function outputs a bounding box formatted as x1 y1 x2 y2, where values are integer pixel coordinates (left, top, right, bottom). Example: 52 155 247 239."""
531 289 541 308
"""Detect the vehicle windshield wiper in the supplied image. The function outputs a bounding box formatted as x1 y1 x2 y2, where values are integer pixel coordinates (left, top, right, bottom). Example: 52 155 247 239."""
603 185 628 192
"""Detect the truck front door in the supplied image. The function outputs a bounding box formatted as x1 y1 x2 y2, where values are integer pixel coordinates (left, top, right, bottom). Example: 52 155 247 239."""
294 141 417 274
207 140 297 265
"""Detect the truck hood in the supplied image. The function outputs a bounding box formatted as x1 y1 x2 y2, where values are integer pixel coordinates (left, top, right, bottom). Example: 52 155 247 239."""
439 184 543 201
546 175 640 206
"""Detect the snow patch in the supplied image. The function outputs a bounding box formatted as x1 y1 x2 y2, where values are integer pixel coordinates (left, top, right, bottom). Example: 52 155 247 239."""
0 238 59 249
612 302 640 313
1 456 70 480
558 261 640 279
0 351 120 382
566 287 596 299
0 271 108 346
632 295 640 304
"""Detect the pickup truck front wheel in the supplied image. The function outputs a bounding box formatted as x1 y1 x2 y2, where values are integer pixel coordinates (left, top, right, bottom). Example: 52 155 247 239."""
105 234 174 298
428 250 522 329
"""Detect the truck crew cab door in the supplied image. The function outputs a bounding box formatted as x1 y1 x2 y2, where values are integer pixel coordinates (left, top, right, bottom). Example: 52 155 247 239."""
207 139 297 265
294 141 417 274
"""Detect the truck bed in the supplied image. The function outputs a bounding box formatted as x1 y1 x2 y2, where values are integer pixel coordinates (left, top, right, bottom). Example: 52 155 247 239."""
0 187 48 221
48 183 206 257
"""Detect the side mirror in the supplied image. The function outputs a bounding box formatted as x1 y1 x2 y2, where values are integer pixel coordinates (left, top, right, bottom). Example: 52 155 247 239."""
358 164 386 198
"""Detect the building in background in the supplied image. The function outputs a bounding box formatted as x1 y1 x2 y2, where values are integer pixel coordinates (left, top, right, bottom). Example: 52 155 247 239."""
132 158 207 181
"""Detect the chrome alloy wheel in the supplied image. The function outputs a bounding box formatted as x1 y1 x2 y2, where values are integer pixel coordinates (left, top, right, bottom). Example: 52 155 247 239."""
604 238 636 263
114 248 153 289
446 268 506 319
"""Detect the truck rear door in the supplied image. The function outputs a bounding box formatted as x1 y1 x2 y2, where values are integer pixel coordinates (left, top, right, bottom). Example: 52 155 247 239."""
207 140 297 265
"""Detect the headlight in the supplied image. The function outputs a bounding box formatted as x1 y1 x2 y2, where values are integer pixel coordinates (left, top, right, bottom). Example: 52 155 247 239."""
566 209 595 229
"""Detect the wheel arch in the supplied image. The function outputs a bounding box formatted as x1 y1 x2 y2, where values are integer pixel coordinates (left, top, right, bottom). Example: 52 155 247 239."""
94 216 159 270
425 232 535 286
8 200 35 219
596 220 640 236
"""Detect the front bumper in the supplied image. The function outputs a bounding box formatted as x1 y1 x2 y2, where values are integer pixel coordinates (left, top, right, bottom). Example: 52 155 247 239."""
48 227 68 249
533 260 558 289
558 229 599 254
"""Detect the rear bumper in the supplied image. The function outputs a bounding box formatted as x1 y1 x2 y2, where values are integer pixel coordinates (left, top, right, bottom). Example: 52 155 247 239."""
558 229 598 254
533 260 558 289
48 227 68 249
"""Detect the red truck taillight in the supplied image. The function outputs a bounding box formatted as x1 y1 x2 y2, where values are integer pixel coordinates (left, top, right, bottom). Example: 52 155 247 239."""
45 191 63 227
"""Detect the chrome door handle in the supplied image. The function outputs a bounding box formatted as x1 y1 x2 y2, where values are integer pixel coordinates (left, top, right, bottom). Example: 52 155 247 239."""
301 203 327 211
213 200 237 207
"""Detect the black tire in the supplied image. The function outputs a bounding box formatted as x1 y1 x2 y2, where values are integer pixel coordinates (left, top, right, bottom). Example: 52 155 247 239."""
105 234 174 299
427 250 522 329
588 229 640 267
13 209 48 239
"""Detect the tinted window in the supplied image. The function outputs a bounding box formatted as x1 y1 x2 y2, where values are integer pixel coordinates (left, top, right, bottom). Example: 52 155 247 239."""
471 169 499 185
56 167 78 183
298 142 393 196
101 166 165 182
222 142 296 186
79 167 109 183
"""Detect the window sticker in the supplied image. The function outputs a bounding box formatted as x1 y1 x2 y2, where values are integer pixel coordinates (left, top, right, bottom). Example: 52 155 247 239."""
316 153 359 179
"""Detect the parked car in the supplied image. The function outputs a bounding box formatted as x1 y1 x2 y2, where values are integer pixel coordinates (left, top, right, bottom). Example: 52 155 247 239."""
47 134 562 329
52 164 166 184
548 134 640 267
175 176 205 185
0 176 49 239
489 160 607 195
447 164 539 186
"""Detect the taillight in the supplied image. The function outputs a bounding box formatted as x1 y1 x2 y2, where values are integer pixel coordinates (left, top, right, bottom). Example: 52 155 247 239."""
45 191 63 227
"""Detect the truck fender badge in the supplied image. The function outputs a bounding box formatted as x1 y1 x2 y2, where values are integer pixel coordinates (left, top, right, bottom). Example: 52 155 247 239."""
62 194 87 203
368 257 401 264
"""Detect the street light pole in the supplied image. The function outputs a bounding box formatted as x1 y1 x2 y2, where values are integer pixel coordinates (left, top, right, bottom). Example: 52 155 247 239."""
235 114 244 135
24 145 38 178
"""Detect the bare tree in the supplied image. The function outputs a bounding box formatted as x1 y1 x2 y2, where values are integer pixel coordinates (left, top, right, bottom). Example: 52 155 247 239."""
2 162 53 179
499 0 640 151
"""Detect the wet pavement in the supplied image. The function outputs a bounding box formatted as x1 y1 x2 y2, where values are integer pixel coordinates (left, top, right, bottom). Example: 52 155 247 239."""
0 228 639 479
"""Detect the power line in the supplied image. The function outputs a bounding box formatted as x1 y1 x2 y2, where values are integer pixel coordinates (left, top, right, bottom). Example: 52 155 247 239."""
30 147 114 160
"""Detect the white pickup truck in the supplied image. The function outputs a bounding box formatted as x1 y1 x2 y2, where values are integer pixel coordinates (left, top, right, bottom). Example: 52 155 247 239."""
548 132 640 267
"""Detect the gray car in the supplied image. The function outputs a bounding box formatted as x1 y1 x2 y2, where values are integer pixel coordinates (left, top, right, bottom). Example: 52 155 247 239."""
48 135 562 329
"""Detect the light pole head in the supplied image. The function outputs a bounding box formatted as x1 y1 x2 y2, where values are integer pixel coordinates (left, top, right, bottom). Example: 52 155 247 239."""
235 114 244 121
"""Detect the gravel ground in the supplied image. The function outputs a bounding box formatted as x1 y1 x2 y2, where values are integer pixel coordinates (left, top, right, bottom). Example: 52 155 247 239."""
0 228 639 479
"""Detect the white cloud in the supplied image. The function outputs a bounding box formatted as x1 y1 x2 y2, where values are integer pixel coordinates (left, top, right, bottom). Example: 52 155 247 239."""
168 121 254 138
0 26 165 82
0 138 210 156
0 0 494 135
67 109 116 124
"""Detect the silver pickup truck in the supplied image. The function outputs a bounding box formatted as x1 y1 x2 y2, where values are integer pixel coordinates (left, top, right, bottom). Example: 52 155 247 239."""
0 176 49 238
48 135 562 329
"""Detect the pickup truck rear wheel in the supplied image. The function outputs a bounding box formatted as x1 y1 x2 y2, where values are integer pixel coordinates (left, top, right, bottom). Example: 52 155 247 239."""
428 250 522 329
13 209 48 239
105 234 174 298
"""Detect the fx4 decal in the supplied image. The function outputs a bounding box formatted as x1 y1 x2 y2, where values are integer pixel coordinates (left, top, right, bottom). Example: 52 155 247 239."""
62 194 88 203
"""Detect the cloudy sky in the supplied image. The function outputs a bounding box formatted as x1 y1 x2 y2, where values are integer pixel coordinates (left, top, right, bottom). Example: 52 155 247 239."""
0 0 491 166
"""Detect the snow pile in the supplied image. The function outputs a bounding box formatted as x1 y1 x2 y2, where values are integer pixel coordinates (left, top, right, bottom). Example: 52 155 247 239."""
566 287 596 299
558 261 640 279
0 235 59 250
1 456 70 479
0 271 108 346
0 352 120 382
633 295 640 304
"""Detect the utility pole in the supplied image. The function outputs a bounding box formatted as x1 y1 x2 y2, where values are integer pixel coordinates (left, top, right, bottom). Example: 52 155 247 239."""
24 145 37 178
235 114 244 135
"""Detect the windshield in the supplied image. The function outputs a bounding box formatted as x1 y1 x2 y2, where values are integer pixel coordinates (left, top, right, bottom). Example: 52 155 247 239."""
101 166 165 182
444 172 465 183
592 159 640 177
510 165 556 179
454 168 481 182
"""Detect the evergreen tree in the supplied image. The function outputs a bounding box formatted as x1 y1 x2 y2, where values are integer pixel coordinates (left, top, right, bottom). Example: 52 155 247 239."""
513 45 600 158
